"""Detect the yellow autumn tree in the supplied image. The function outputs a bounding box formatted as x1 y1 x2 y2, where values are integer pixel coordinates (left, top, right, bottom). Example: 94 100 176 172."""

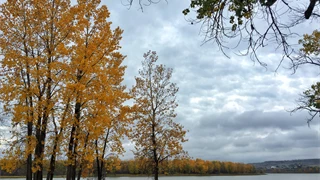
0 1 74 180
0 1 129 180
130 50 188 180
64 1 130 180
0 1 37 178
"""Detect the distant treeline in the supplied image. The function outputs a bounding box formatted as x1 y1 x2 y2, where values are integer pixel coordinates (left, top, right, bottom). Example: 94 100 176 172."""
0 158 257 176
264 167 320 173
122 158 257 175
251 159 320 173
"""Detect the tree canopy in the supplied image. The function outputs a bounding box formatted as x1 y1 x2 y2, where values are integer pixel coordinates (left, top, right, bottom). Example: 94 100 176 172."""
291 30 320 123
186 0 320 65
292 82 320 124
129 0 320 68
130 51 187 180
0 1 130 180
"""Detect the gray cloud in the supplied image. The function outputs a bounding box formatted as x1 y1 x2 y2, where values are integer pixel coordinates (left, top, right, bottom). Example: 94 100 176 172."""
183 109 319 162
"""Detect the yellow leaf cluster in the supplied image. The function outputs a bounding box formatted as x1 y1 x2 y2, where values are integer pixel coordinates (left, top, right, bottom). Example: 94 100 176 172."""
0 0 131 178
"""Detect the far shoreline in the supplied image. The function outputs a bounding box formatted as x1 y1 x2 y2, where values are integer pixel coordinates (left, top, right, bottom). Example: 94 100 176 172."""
106 173 266 177
105 173 266 177
0 173 265 178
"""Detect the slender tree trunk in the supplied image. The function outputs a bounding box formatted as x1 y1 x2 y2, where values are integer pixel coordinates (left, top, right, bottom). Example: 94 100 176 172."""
67 71 83 180
26 96 33 180
152 116 159 180
26 124 33 180
24 25 33 180
34 57 52 180
66 141 77 180
77 133 89 180
33 111 43 180
96 157 101 180
154 162 159 180
34 115 49 180
47 106 68 180
66 124 76 180
96 128 110 180
67 99 81 180
95 140 102 180
72 140 78 180
76 165 82 180
46 127 61 180
45 3 58 179
96 160 105 180
46 143 57 180
48 100 69 180
33 147 42 180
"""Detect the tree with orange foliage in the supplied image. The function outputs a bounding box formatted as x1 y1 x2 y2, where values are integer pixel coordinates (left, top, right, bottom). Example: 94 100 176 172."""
0 1 129 180
130 51 188 180
63 1 129 180
0 1 74 179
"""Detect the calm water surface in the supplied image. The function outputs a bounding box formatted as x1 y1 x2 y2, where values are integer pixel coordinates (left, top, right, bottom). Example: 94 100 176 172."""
1 174 319 180
100 174 319 180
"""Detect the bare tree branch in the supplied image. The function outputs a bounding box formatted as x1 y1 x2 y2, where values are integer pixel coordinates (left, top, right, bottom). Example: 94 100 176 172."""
123 0 167 11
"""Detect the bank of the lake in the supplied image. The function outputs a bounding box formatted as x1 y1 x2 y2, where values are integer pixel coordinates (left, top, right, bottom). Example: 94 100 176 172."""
105 174 319 180
68 174 320 180
104 173 265 177
1 173 320 180
0 173 264 179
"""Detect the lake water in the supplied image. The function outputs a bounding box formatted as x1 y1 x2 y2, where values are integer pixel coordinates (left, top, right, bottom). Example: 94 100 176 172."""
0 174 319 180
102 174 319 180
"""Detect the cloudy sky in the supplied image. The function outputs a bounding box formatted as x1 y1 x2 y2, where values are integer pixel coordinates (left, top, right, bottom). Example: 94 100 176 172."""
0 0 318 164
102 0 320 163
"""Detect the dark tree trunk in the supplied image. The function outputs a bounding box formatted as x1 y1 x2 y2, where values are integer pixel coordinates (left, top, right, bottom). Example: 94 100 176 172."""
33 116 49 180
26 97 33 180
46 131 60 180
67 68 83 180
77 133 89 180
96 140 102 180
26 121 33 180
25 50 33 180
96 160 105 180
154 162 159 180
96 158 102 180
151 115 159 180
46 149 56 180
47 114 67 180
76 167 81 180
34 62 52 180
66 124 76 180
96 128 110 180
67 100 81 180
33 113 43 180
47 98 70 180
